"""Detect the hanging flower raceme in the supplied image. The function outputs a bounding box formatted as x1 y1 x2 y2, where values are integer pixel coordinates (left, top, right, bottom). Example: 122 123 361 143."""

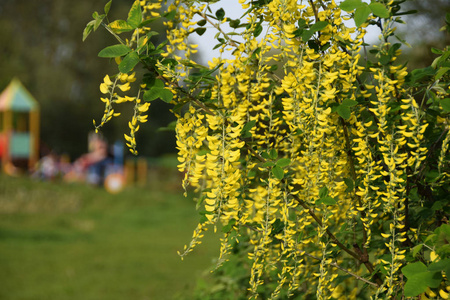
86 0 450 298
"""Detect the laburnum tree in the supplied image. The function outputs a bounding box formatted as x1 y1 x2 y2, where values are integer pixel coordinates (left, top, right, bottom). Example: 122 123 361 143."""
84 0 450 298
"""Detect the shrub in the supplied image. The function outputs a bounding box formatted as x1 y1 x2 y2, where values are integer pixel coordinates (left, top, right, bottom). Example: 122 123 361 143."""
85 0 450 298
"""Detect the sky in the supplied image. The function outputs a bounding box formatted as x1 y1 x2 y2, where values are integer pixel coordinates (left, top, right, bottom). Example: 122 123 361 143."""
189 0 384 64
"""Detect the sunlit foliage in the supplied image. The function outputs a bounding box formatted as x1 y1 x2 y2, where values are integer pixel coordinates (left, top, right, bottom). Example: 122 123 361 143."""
85 0 450 298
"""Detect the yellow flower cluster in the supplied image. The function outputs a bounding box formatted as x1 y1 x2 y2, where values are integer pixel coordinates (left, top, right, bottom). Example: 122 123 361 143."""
95 73 133 129
94 0 162 154
92 0 450 298
169 0 447 297
96 70 150 155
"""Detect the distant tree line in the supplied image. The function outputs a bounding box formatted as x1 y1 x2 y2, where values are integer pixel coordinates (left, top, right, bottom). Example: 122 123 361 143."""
0 0 176 159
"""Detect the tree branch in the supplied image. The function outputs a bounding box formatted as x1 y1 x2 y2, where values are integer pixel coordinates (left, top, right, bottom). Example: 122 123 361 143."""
303 252 379 288
245 140 374 272
292 194 362 261
198 12 239 48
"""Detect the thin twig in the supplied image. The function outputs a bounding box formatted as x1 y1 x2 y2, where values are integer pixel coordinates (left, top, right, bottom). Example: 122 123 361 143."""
246 139 377 277
303 253 379 287
199 12 239 48
143 60 216 116
292 194 362 261
308 0 319 23
102 23 126 45
340 118 368 238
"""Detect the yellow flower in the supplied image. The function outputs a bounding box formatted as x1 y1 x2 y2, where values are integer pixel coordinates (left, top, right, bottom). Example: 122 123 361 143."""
103 74 113 85
118 82 130 92
100 83 109 94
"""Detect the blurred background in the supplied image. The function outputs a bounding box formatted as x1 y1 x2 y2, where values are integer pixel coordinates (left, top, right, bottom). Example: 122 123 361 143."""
0 0 177 159
0 0 448 299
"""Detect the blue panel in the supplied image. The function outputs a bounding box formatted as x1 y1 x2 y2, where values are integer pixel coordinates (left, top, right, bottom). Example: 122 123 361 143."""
10 133 31 158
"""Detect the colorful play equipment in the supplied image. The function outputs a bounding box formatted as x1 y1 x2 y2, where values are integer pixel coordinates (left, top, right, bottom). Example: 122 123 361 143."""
124 157 148 186
0 78 40 171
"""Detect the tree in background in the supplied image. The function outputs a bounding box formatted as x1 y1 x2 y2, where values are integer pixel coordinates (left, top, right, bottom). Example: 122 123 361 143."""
86 0 450 298
400 0 450 70
0 0 175 158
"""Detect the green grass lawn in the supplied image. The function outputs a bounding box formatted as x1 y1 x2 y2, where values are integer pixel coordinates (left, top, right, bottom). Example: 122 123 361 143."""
0 169 219 300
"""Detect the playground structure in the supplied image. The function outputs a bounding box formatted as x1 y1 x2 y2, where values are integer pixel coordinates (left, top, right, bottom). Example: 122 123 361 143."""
64 133 148 193
0 79 149 192
124 157 148 186
0 79 40 172
104 156 148 193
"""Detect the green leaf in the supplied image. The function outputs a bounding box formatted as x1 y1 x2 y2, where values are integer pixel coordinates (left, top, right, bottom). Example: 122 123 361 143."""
104 0 112 15
242 120 256 133
82 21 95 41
156 40 169 51
354 4 371 27
319 186 328 198
412 244 423 257
108 20 134 33
403 273 433 297
369 3 390 18
269 149 278 160
428 259 450 273
339 0 364 12
271 219 284 235
92 12 105 31
118 51 140 73
297 19 307 28
276 158 291 168
159 89 173 103
379 54 391 65
137 36 149 54
213 42 223 50
94 15 105 31
402 262 443 297
431 48 444 55
337 105 351 120
410 66 435 83
138 17 160 28
272 166 284 180
262 161 275 167
229 19 240 28
143 87 173 103
261 152 271 160
341 99 358 107
402 261 427 277
127 0 142 28
143 89 160 102
215 8 225 21
344 178 354 193
301 29 314 42
152 78 165 88
146 31 159 39
435 67 449 81
321 196 337 205
441 98 450 112
221 219 236 233
388 43 402 56
310 21 329 32
164 10 177 20
195 27 207 36
254 23 263 38
197 149 209 156
195 194 206 210
98 44 132 58
157 120 177 132
393 9 417 16
197 19 206 26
